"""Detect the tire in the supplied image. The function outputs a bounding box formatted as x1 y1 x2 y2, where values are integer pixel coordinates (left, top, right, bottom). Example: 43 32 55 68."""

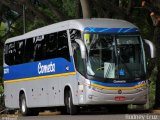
65 90 78 115
19 94 30 116
19 94 39 116
58 107 67 115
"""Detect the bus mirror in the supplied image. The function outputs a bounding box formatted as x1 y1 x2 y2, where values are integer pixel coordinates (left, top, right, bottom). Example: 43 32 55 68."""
144 39 156 59
75 39 86 59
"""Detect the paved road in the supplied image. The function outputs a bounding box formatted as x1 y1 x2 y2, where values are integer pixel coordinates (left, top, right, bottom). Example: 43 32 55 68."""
1 111 160 120
17 114 160 120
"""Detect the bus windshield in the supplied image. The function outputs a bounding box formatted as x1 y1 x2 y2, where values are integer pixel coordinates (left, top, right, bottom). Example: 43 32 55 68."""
85 33 146 80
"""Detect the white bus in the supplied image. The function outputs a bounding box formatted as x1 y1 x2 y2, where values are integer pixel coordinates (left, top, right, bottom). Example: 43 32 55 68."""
3 18 155 115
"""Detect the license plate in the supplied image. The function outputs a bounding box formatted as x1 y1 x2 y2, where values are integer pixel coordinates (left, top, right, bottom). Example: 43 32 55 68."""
115 96 126 101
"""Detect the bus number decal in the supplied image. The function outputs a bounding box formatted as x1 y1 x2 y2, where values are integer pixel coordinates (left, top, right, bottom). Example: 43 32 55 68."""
4 68 9 74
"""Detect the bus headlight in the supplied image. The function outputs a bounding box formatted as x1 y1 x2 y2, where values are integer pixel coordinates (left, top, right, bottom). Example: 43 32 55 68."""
90 86 103 92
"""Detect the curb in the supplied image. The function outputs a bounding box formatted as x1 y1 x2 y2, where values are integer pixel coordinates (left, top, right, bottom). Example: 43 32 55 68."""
0 114 18 119
0 111 61 117
151 110 160 114
39 111 61 116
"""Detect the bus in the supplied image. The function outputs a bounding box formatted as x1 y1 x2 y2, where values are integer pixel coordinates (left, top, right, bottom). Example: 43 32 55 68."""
3 18 155 115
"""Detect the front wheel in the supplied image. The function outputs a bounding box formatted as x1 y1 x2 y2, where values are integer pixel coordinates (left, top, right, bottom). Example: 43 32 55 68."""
65 91 78 115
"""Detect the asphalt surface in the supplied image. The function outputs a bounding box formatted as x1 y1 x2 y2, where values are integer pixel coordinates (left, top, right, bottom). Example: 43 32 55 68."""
1 110 160 120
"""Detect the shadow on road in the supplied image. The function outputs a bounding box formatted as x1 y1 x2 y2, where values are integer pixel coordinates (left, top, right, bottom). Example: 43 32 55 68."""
75 109 150 115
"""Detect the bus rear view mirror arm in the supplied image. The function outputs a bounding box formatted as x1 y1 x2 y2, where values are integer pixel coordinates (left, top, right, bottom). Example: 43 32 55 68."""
75 39 86 59
144 39 156 58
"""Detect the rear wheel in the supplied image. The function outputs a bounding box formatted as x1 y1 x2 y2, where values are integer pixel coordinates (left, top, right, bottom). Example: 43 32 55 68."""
20 94 29 116
65 90 78 115
19 94 39 116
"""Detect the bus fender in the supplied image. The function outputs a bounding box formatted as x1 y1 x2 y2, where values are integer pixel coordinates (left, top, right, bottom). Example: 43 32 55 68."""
64 84 79 105
19 88 28 108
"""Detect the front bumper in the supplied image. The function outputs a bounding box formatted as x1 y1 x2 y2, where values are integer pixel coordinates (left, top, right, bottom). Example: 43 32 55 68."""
80 86 148 105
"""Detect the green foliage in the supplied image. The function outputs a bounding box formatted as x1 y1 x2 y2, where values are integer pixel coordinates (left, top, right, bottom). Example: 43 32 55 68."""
131 9 154 40
0 85 3 94
149 68 157 108
0 22 7 37
62 0 77 18
27 19 45 31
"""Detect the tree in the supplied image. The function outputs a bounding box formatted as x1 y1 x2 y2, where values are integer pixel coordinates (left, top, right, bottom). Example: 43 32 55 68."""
142 0 160 109
0 85 3 94
80 0 91 18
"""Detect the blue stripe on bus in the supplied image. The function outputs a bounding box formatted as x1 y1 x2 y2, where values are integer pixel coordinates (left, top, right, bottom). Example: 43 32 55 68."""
3 57 75 81
90 80 144 87
84 27 139 33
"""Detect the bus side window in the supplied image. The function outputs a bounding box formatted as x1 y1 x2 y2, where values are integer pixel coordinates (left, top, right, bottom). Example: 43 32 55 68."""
34 36 46 61
69 29 81 41
5 43 15 65
69 29 84 74
57 30 70 61
15 41 25 64
73 43 85 75
4 44 9 65
24 38 34 62
4 44 11 65
46 33 58 59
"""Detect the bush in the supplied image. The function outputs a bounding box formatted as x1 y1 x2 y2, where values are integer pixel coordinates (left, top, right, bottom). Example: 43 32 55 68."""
0 85 4 94
0 85 4 112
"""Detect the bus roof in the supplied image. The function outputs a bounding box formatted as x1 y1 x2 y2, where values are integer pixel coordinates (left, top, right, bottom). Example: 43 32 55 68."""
5 18 138 44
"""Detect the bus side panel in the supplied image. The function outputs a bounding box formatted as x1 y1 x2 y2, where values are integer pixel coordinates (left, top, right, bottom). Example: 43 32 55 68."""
47 77 59 106
4 83 20 108
4 79 49 108
57 74 79 106
25 79 49 107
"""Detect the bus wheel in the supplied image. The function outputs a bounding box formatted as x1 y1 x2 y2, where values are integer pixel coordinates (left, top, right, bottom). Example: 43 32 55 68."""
20 94 30 116
65 91 78 115
20 94 39 116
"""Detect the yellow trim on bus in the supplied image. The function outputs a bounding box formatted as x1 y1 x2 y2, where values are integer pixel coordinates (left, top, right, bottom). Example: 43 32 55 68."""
91 83 146 90
4 72 76 83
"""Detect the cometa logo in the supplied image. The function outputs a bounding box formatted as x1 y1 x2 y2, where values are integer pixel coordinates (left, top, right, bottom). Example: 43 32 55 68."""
38 62 55 74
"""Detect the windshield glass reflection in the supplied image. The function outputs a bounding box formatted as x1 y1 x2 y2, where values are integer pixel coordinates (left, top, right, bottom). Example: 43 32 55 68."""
85 34 145 80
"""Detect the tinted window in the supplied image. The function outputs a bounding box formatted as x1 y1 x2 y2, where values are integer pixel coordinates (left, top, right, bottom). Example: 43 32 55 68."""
70 29 84 74
33 36 46 61
57 31 70 61
73 43 84 74
45 33 58 59
69 29 81 41
24 38 34 62
4 30 71 65
15 40 25 64
4 42 15 65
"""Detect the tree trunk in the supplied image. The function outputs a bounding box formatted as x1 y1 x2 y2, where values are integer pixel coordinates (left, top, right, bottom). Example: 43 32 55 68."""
141 0 160 109
80 0 91 18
